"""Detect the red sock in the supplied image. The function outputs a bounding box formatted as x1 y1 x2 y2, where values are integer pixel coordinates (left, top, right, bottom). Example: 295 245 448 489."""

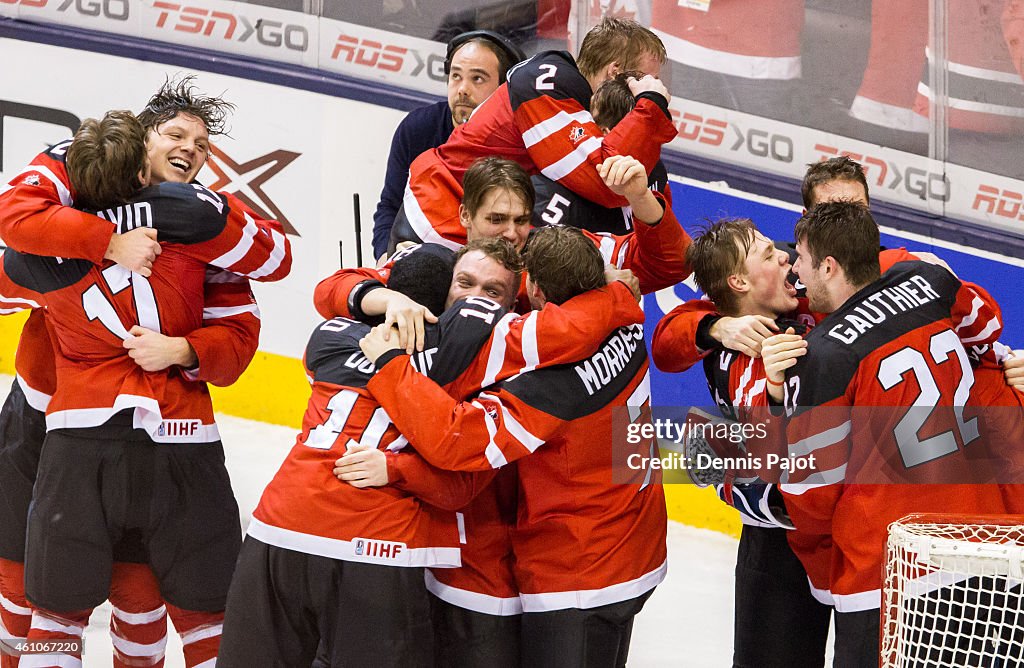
166 604 223 668
108 563 167 667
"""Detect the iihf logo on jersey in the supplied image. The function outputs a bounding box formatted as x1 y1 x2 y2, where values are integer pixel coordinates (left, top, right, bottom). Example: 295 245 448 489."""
568 125 586 145
352 537 406 561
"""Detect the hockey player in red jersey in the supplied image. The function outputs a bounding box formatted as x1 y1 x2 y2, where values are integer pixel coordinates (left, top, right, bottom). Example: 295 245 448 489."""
218 239 645 666
655 218 831 668
388 17 677 254
533 72 673 235
780 201 1021 666
317 155 690 357
356 226 666 668
0 108 289 667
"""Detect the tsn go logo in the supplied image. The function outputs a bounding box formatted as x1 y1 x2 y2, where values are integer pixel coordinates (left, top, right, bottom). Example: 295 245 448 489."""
2 0 310 52
0 0 128 16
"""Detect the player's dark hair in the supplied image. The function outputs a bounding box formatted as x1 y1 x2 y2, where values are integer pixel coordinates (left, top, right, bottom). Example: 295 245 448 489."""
445 31 525 84
137 75 234 136
577 18 666 83
523 226 605 305
687 218 758 316
591 71 640 130
67 110 147 211
794 201 880 288
801 156 870 209
462 157 535 216
388 249 455 316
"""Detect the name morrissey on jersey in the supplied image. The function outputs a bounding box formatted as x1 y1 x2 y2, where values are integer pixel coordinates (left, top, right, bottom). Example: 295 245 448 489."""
828 274 941 345
575 325 644 396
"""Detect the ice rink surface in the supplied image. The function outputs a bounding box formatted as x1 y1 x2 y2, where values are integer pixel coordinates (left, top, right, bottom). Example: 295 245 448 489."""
0 374 765 666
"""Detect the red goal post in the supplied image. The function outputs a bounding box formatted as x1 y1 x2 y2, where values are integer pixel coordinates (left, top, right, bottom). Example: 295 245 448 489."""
882 513 1024 668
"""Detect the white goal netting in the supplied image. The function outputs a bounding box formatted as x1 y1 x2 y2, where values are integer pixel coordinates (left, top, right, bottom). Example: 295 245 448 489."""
882 514 1024 668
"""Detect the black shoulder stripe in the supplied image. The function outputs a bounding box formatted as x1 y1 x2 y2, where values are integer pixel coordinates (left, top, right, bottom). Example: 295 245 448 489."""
305 318 375 387
3 250 91 293
90 183 228 244
431 298 508 385
507 51 592 112
502 324 647 421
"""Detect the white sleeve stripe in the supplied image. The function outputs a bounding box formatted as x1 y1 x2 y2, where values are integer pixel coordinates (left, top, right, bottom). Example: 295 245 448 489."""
539 136 603 182
959 316 1001 345
780 464 847 494
210 211 257 270
614 237 628 268
482 313 517 387
521 110 594 148
733 357 755 407
598 235 616 265
247 227 288 279
203 304 261 320
788 420 851 458
521 312 539 372
7 164 73 205
954 295 983 332
500 403 545 453
474 398 508 469
0 293 41 308
626 372 651 422
402 181 463 251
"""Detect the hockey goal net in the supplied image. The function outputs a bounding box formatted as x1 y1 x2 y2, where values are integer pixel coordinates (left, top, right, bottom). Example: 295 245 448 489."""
882 513 1024 668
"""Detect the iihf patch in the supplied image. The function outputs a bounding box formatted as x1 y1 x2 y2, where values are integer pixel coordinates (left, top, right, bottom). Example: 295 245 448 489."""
22 174 41 186
568 125 586 144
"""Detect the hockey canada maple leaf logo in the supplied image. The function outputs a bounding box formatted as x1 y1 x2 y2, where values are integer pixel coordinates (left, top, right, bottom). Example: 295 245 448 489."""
568 125 586 144
22 174 40 186
205 146 302 236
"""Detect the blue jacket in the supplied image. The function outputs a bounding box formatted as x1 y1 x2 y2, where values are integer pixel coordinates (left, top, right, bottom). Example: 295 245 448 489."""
372 100 454 258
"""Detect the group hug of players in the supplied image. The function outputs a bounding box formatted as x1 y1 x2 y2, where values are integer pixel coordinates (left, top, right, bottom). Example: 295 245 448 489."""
0 15 1019 668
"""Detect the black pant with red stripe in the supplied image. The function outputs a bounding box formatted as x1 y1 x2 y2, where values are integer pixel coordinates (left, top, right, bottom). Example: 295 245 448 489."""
219 536 434 668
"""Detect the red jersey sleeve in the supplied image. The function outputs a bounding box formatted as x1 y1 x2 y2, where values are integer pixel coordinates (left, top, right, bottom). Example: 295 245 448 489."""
651 300 719 373
313 266 389 320
386 451 498 511
508 53 677 208
0 146 113 262
182 270 261 387
445 281 644 398
582 192 692 294
368 355 561 471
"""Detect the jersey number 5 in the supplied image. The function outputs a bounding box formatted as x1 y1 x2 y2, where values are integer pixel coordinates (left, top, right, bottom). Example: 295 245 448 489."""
877 329 979 468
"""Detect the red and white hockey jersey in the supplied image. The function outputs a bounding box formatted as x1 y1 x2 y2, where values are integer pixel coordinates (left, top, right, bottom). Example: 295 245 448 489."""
780 261 1017 612
0 144 281 410
394 49 677 250
367 323 667 612
0 180 290 442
